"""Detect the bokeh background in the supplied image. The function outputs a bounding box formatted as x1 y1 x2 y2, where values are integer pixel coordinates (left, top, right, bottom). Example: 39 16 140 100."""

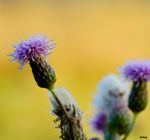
0 0 150 140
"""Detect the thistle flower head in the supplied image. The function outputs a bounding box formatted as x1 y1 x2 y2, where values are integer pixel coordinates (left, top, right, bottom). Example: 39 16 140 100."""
120 60 150 82
49 88 86 139
49 88 81 117
107 107 131 135
91 112 107 132
11 35 56 89
91 74 131 138
11 35 55 68
93 74 129 112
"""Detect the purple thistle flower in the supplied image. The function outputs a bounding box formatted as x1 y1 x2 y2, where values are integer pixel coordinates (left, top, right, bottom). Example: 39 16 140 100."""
119 60 150 82
91 112 107 132
11 35 55 68
11 34 56 89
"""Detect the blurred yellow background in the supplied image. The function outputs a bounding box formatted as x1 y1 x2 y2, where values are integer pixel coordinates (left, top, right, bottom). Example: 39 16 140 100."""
0 1 150 140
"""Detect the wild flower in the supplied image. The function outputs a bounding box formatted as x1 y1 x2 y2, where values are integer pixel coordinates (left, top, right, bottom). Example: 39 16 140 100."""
91 112 107 132
93 74 129 114
118 60 150 140
119 60 150 83
92 74 131 140
49 88 86 140
11 35 55 68
11 35 86 140
49 88 81 118
120 60 150 114
11 35 56 89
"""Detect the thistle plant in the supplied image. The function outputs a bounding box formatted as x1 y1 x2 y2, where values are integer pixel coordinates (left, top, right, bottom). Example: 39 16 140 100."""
10 35 150 140
91 74 131 140
11 35 86 140
91 61 150 140
49 88 86 139
120 60 150 140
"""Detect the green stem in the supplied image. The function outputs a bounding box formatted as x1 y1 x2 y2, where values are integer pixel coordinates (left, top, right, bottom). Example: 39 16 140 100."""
122 113 137 140
104 131 119 140
49 88 69 119
49 88 76 140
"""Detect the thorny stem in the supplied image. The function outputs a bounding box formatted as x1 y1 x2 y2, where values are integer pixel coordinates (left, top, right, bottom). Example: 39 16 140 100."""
49 88 75 140
49 88 86 140
69 120 75 140
122 113 137 140
49 88 69 120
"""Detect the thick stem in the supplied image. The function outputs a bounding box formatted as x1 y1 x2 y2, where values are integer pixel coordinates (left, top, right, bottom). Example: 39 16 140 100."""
122 113 137 140
49 88 86 140
69 120 75 140
70 119 87 140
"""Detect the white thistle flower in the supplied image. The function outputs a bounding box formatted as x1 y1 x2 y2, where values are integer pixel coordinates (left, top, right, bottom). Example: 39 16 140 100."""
93 74 129 114
49 88 81 118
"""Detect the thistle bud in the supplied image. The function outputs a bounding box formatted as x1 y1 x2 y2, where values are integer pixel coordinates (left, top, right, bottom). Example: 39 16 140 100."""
107 105 131 135
93 74 129 114
129 81 147 113
92 74 131 139
29 57 56 89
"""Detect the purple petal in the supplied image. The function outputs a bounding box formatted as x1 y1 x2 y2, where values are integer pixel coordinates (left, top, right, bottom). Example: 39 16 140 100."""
119 60 150 82
11 34 55 68
91 112 107 132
